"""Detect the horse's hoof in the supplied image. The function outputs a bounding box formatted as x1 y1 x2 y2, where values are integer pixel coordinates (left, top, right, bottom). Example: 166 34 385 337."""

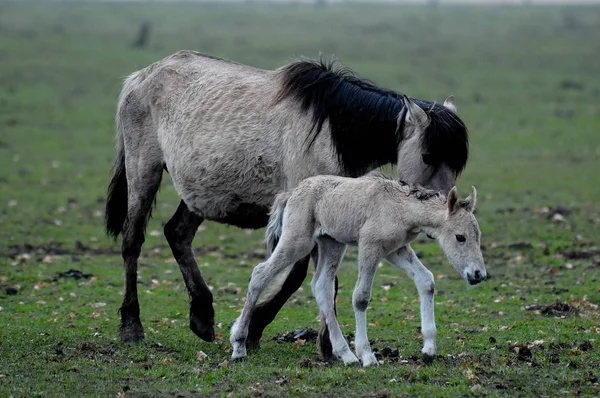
190 322 215 342
246 338 260 350
317 326 334 361
120 323 145 343
421 353 435 365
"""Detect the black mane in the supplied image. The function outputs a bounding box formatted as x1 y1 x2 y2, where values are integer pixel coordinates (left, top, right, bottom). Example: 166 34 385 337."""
275 58 469 177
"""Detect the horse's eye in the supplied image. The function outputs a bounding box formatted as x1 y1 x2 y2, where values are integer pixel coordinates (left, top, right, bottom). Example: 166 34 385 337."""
422 153 436 166
456 234 466 243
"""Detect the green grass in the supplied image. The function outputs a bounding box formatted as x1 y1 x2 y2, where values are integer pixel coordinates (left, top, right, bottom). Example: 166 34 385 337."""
1 2 599 396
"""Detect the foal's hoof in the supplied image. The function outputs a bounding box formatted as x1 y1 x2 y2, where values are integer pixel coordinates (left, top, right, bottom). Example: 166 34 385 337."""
338 351 360 366
190 320 215 342
120 322 145 343
421 353 435 365
360 352 378 367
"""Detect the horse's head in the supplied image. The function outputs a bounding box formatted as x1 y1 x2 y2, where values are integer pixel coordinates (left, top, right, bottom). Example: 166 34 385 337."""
396 96 468 195
437 186 486 286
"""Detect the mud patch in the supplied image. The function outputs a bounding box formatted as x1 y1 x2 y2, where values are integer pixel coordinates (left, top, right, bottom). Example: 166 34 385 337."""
525 301 578 317
509 343 533 362
560 250 599 260
298 357 328 368
52 269 93 281
4 284 21 295
4 241 120 258
274 329 318 343
373 346 400 360
52 342 120 363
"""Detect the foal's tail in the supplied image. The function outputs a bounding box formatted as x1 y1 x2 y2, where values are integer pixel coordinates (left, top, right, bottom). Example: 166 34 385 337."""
266 191 292 254
105 71 144 239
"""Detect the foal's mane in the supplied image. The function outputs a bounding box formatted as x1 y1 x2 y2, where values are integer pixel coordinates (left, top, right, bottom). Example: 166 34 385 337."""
397 179 444 201
275 57 469 177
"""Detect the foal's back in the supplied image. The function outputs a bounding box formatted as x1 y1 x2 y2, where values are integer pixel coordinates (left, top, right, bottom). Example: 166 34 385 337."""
290 176 423 246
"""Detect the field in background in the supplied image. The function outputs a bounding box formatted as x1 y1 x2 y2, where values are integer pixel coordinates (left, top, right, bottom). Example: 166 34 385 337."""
0 2 599 396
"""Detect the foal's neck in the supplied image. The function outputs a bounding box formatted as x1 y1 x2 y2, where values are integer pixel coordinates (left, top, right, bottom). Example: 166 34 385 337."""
404 198 447 238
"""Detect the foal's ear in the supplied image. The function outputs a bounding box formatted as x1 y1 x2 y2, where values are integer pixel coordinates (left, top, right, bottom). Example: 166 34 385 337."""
443 95 457 113
403 96 429 129
461 186 477 213
447 186 459 215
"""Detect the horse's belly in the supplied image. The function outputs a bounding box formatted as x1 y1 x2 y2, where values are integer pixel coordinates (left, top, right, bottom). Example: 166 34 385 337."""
166 147 281 228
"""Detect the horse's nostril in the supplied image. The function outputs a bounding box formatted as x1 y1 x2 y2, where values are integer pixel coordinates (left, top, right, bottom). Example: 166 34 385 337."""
474 270 481 280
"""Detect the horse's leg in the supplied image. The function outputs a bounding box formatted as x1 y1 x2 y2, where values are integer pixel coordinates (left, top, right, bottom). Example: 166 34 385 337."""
119 161 163 343
231 235 314 360
246 255 310 349
311 236 357 365
353 244 384 367
386 246 436 363
164 200 214 342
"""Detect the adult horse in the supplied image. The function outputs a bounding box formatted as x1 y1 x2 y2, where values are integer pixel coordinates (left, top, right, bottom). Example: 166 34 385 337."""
105 51 469 359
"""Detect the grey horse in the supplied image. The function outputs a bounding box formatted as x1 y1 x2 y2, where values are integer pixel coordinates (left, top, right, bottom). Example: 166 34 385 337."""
105 51 469 358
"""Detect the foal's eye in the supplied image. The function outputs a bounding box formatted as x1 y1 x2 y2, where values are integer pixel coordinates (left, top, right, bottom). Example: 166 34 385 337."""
455 234 466 243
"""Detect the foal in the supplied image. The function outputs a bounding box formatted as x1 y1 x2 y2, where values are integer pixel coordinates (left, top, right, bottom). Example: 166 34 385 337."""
230 176 486 366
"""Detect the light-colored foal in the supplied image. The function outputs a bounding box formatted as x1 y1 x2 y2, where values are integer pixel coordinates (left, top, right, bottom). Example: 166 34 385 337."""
231 176 486 366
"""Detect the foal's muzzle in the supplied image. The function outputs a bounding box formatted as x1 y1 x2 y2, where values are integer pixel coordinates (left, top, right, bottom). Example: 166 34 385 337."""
467 269 486 285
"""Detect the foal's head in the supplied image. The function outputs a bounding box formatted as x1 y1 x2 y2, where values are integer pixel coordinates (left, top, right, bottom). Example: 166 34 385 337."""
437 186 486 285
396 96 468 195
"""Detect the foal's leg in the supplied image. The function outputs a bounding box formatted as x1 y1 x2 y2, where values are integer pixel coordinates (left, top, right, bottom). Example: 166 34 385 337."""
311 237 357 365
164 200 214 342
231 236 314 360
246 255 310 349
311 248 337 361
386 246 436 363
353 244 385 367
119 162 163 342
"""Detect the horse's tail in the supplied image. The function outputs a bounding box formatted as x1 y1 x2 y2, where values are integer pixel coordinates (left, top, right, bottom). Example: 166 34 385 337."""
105 71 144 239
266 191 292 255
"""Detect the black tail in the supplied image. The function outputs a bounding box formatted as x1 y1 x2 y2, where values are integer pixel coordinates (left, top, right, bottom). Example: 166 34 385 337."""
105 148 127 240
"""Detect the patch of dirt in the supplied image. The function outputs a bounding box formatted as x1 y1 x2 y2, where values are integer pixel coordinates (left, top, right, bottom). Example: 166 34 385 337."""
3 284 21 295
509 343 533 362
52 269 93 281
372 346 400 360
525 301 578 317
54 342 119 363
4 241 120 258
298 357 328 368
362 391 390 398
560 250 599 260
547 206 571 218
150 342 179 354
559 80 584 91
274 329 318 343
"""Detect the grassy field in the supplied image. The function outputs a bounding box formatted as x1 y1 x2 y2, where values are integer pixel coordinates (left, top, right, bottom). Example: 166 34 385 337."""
1 2 599 397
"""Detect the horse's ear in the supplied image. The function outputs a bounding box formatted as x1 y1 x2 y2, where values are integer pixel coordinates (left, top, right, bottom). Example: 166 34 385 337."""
461 186 477 213
403 96 429 129
443 95 457 113
447 186 459 215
